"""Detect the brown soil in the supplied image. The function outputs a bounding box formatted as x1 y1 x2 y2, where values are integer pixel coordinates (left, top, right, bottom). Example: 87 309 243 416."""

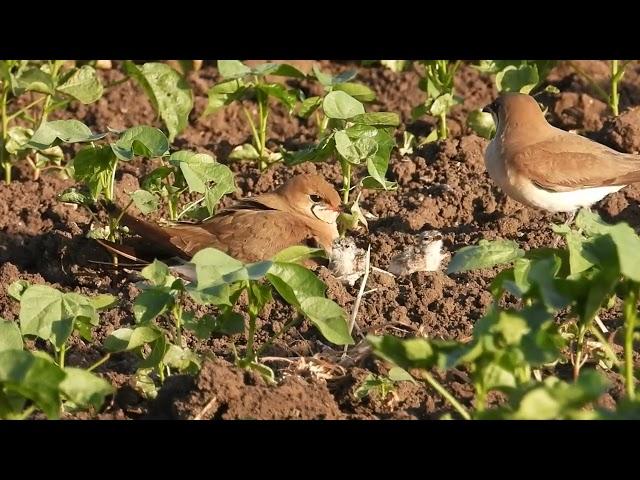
1 60 640 419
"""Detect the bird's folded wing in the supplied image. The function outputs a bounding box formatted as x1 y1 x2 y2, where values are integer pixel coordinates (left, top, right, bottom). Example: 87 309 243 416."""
513 135 640 191
197 210 316 262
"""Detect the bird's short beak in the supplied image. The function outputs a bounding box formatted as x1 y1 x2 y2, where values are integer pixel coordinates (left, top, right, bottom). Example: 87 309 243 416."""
482 104 493 114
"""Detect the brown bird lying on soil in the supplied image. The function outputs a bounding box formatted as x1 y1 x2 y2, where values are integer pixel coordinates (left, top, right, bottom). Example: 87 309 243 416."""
98 173 343 264
483 92 640 218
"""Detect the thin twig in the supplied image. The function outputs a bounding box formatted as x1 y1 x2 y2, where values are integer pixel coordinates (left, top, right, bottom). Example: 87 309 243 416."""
371 266 396 278
193 396 218 420
594 315 609 334
343 245 371 357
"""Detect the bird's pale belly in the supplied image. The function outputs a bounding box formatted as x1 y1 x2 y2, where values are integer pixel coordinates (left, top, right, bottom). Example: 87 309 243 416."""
516 181 624 213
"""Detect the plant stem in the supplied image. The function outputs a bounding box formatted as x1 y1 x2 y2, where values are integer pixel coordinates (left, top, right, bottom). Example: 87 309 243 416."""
18 405 36 420
257 92 269 171
624 284 639 400
7 95 46 122
88 353 111 372
177 195 206 220
340 158 351 204
1 85 10 184
59 344 67 369
256 314 303 357
415 369 471 420
172 302 183 348
246 313 258 363
439 111 447 139
38 60 63 126
573 325 587 380
611 60 620 116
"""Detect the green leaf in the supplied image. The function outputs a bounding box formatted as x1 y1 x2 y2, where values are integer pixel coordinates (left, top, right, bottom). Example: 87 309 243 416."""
365 128 395 189
163 344 201 373
0 350 65 419
257 83 298 111
71 145 116 199
298 96 322 118
323 91 365 119
312 66 356 86
130 189 159 214
266 262 326 307
351 112 400 127
89 294 118 311
495 64 539 94
467 109 496 139
204 79 245 115
170 150 235 198
334 130 377 165
19 285 97 349
56 65 103 104
281 135 335 166
138 334 167 369
565 231 594 275
252 63 306 79
5 126 34 154
124 62 193 142
0 320 23 352
183 313 217 339
58 187 94 207
333 82 376 102
111 125 169 161
429 93 457 116
248 281 273 319
271 245 326 263
15 67 54 94
27 120 106 150
217 311 245 335
447 239 525 274
388 366 418 384
133 288 173 323
361 177 398 190
299 297 353 345
228 143 260 161
103 326 162 352
7 280 30 301
141 259 171 287
190 247 245 287
60 368 114 410
218 60 251 79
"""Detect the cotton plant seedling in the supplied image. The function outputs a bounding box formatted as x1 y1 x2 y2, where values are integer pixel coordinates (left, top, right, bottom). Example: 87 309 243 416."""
135 246 354 383
56 124 234 261
0 60 105 183
203 60 307 171
411 60 462 142
284 78 400 233
354 367 416 404
1 282 117 419
298 65 379 137
567 60 631 116
360 60 412 73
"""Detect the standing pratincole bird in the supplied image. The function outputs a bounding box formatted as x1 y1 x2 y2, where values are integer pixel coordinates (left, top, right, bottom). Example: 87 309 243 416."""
100 173 343 264
482 92 640 217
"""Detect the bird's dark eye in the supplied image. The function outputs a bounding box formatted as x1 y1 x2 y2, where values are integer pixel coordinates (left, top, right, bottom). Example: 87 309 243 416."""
310 194 322 203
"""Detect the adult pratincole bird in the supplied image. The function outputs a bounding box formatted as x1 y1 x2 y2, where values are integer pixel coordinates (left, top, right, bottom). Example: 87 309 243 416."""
482 92 640 215
99 173 343 264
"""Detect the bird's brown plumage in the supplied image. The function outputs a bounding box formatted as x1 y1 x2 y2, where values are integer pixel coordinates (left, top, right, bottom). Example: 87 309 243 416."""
107 173 342 263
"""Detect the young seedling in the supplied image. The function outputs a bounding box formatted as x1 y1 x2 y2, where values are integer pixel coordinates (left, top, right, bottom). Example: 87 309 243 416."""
298 65 378 138
285 81 399 225
176 246 353 382
412 60 462 141
568 60 630 116
204 60 306 171
1 282 116 419
0 60 104 183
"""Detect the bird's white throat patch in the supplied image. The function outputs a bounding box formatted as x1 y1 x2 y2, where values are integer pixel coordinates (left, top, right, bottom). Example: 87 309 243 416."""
311 204 340 224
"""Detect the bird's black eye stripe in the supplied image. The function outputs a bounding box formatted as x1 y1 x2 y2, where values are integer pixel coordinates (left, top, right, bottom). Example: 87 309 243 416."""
310 194 322 203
